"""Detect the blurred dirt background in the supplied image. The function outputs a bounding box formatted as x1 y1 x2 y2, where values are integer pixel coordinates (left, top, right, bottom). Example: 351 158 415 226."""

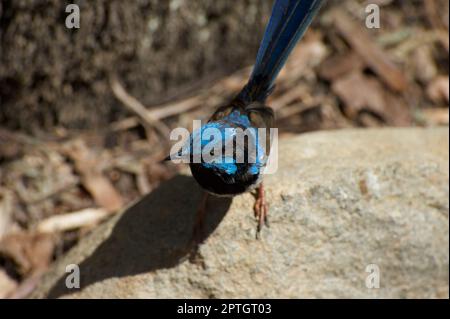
0 0 449 298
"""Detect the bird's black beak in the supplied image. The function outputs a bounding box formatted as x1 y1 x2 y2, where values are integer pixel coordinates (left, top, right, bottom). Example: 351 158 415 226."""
159 154 172 164
160 148 187 164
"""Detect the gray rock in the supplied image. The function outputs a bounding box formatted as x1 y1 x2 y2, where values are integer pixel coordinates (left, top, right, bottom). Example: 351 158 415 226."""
32 128 449 298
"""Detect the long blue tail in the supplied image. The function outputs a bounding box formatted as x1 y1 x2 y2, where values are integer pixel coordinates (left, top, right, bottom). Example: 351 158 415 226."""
237 0 324 104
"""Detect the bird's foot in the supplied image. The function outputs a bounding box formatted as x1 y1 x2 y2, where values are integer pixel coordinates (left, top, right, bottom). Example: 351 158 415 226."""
253 184 269 239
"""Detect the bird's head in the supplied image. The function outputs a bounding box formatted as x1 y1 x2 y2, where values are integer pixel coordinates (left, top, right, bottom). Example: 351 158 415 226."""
166 114 267 196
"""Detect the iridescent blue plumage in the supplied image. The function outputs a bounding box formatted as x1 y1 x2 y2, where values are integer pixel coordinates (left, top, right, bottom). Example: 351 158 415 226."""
239 0 324 103
200 111 265 178
168 0 324 239
191 0 324 194
180 109 267 195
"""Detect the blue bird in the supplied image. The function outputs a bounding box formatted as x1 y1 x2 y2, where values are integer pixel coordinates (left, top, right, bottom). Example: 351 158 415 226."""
168 0 324 241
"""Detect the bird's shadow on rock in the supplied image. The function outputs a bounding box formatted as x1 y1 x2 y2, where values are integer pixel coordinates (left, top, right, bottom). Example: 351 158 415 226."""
47 175 232 298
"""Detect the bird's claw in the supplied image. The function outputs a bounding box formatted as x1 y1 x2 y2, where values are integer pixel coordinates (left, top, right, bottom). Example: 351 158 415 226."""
253 185 269 239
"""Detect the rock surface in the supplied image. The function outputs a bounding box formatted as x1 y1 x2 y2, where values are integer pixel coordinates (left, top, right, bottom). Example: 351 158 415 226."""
32 128 449 298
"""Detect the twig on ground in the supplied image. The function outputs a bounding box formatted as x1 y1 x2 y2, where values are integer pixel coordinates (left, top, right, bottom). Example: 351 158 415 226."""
110 75 172 139
331 9 408 92
0 189 13 239
36 208 109 233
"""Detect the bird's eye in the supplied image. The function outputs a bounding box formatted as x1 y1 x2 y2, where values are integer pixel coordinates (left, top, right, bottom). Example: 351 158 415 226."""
210 149 214 156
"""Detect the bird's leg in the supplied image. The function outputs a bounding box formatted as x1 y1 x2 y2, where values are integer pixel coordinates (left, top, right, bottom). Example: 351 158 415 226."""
191 192 209 246
253 183 269 238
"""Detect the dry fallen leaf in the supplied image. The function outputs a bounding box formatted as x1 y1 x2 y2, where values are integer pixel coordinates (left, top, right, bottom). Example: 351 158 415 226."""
0 269 18 299
63 139 124 212
412 45 438 84
332 71 411 125
331 9 408 93
427 76 450 104
318 51 364 81
418 108 449 125
0 232 55 276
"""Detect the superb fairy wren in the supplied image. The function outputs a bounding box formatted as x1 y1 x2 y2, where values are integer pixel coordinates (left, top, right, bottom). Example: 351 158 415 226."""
167 0 324 241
